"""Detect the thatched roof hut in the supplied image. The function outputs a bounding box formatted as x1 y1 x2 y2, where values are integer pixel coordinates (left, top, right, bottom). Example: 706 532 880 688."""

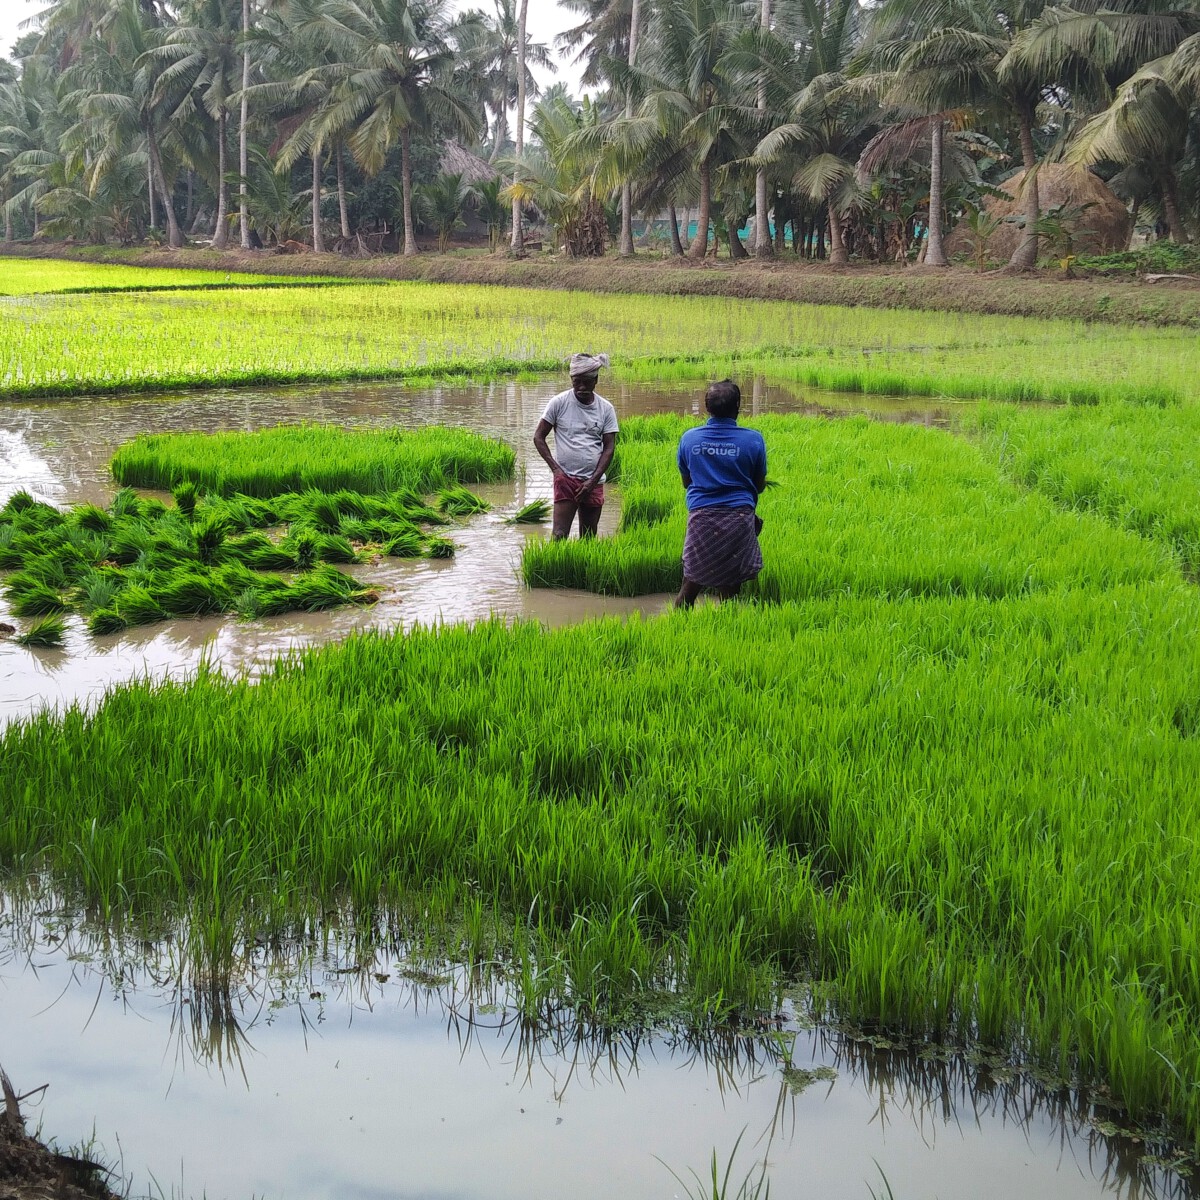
948 163 1131 260
438 141 498 185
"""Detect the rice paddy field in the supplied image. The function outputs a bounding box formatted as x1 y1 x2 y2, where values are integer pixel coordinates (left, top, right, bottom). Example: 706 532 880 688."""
3 258 1200 1200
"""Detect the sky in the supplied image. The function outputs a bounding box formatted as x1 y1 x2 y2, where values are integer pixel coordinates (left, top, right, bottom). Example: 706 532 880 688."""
0 0 577 75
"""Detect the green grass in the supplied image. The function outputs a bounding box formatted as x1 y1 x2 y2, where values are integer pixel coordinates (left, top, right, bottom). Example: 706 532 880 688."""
4 279 1200 404
110 425 515 497
964 402 1200 577
523 415 1174 598
0 257 331 294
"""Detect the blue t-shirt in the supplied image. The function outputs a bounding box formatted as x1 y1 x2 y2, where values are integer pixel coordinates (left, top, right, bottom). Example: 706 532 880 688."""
677 418 767 511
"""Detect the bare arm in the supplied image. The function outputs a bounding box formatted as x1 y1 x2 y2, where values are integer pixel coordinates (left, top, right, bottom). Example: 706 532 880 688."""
533 418 564 477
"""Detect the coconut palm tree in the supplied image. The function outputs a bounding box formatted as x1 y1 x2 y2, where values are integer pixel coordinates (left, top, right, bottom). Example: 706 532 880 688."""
509 0 528 252
316 0 480 256
149 0 241 247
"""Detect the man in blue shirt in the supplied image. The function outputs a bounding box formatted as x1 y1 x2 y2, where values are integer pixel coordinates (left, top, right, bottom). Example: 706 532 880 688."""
675 380 767 608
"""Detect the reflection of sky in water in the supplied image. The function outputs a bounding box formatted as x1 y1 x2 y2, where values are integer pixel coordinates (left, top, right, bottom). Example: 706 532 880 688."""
1 919 1185 1200
0 379 955 724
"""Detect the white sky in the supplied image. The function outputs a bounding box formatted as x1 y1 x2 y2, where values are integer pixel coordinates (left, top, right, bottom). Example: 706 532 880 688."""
0 0 576 79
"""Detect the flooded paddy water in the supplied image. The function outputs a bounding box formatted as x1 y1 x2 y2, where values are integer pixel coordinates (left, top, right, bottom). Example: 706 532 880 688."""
1 378 1191 1200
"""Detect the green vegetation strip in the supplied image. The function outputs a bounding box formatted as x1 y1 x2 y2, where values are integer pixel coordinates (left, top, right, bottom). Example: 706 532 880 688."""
0 257 327 294
3 281 1199 404
523 415 1174 598
111 425 515 496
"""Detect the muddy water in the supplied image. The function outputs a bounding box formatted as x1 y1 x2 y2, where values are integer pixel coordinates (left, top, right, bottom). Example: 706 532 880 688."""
0 378 953 723
1 918 1186 1200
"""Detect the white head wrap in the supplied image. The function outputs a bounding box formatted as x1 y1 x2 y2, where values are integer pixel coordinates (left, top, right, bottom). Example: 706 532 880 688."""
569 352 610 377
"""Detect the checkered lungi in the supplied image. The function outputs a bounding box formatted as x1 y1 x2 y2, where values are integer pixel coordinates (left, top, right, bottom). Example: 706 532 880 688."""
682 505 763 589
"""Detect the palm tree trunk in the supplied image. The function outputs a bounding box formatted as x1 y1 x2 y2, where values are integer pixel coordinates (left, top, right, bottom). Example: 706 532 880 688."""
619 0 641 257
4 193 11 243
213 109 229 249
147 124 182 248
185 168 195 229
239 0 251 249
754 0 772 258
148 156 157 230
489 106 507 163
827 201 847 264
1127 196 1140 250
337 145 350 240
400 127 417 255
1008 104 1040 270
510 0 529 255
668 204 684 256
312 149 325 253
1160 167 1189 244
688 156 711 259
924 117 948 267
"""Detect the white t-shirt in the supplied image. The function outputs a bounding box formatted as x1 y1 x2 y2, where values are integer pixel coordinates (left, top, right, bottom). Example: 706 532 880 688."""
541 390 619 479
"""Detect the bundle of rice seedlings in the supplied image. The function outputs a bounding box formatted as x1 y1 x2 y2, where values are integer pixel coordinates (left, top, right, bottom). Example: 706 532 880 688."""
173 481 198 519
247 543 298 570
192 516 230 566
425 537 456 559
329 489 372 518
72 503 112 533
256 582 300 616
115 585 167 627
286 565 373 612
153 570 229 616
109 524 154 565
2 490 36 516
224 531 275 562
5 575 67 616
87 608 127 636
289 531 321 571
14 615 67 648
318 535 360 565
109 488 145 519
382 531 423 557
233 587 265 620
505 499 551 524
75 570 121 614
301 492 344 534
437 486 490 517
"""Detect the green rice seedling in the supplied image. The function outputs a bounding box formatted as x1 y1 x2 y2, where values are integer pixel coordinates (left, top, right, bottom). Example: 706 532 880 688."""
109 487 145 519
71 503 112 533
382 531 424 557
246 543 298 571
86 607 127 635
1 489 37 516
425 537 456 559
290 531 321 571
317 535 360 565
284 565 376 612
114 585 167 628
505 499 551 524
152 570 230 616
107 523 154 566
233 587 265 620
619 491 676 530
299 491 345 534
12 614 67 648
173 481 198 520
437 485 490 516
4 574 68 616
224 531 275 563
192 516 230 566
74 570 121 614
111 426 515 498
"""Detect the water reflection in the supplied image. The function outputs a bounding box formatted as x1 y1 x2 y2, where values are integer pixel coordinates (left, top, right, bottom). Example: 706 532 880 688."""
0 377 956 723
1 908 1192 1200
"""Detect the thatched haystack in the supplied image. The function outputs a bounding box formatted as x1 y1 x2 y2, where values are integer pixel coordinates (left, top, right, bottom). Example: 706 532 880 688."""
438 141 498 185
948 163 1131 261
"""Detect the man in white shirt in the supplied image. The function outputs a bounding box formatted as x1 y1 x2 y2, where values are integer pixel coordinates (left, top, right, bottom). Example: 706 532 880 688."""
533 352 619 540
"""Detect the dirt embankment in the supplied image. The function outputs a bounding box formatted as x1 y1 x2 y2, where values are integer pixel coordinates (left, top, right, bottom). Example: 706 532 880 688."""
1 1071 120 1200
5 241 1200 326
